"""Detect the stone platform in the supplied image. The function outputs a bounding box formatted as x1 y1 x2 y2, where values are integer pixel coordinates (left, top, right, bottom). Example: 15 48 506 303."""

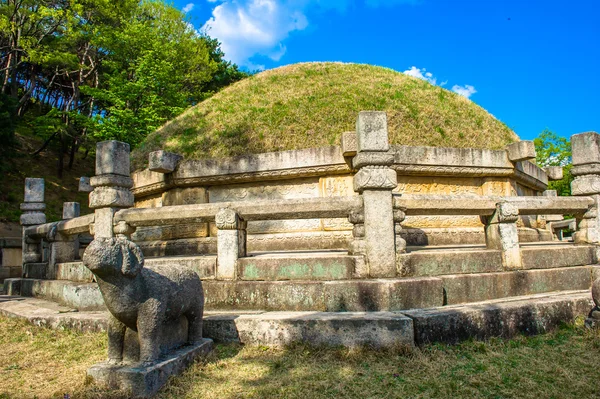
0 291 591 348
87 339 213 398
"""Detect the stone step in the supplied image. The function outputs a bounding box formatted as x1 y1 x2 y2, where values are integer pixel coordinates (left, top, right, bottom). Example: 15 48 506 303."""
0 265 22 282
5 266 596 312
0 291 591 348
441 265 596 305
402 244 596 277
404 290 592 345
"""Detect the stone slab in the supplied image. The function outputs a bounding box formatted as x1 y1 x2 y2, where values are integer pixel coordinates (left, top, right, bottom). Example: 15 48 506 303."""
4 278 105 310
96 140 130 176
203 278 444 311
87 339 213 398
399 249 503 276
56 262 94 282
237 254 354 281
441 266 594 305
405 291 592 345
506 141 536 162
521 245 596 269
204 311 414 348
0 266 22 281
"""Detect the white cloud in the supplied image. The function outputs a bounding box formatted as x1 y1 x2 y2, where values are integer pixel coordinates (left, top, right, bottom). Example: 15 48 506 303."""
403 66 437 85
202 0 309 67
182 3 195 13
452 84 477 98
202 0 420 68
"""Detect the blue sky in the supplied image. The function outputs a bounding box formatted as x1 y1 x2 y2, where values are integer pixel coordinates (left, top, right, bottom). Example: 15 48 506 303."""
177 0 599 142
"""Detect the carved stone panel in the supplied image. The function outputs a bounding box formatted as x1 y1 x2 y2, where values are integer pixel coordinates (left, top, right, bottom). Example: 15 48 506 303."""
209 178 322 234
135 194 163 208
162 187 208 206
394 176 483 195
319 176 356 231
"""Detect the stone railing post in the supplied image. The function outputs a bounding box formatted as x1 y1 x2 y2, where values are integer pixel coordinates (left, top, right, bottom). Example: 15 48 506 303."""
571 132 600 245
20 178 46 276
352 111 397 278
46 202 81 279
484 202 522 269
542 190 563 239
215 208 246 280
89 141 134 240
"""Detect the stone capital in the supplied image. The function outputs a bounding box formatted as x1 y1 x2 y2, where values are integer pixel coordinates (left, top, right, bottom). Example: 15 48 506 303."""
571 174 600 196
90 174 134 189
20 213 46 226
572 164 600 177
352 152 395 169
572 132 600 166
489 202 519 224
20 202 46 212
215 208 245 230
89 186 135 209
353 167 397 193
95 141 131 176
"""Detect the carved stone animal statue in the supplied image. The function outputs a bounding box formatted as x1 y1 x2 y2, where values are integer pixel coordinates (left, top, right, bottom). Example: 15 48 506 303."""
82 237 204 365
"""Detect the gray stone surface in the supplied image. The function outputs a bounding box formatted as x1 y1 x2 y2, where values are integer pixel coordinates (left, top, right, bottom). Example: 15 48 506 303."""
23 178 44 203
148 150 182 173
544 166 563 180
341 131 357 157
237 254 355 281
521 245 595 268
572 132 600 166
82 237 205 365
22 263 46 279
356 111 389 152
88 339 213 398
95 141 131 176
62 202 80 219
441 266 593 305
399 249 503 276
506 141 536 162
484 202 522 269
404 291 592 345
4 278 104 310
204 311 414 348
79 177 93 192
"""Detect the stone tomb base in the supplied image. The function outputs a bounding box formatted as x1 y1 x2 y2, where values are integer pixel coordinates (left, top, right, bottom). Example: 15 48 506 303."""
87 338 213 398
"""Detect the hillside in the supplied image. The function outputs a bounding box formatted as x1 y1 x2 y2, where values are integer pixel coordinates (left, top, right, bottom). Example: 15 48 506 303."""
132 62 519 169
0 133 94 225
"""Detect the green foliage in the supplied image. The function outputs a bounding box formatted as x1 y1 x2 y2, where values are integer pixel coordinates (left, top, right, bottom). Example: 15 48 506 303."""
0 0 247 175
534 129 573 195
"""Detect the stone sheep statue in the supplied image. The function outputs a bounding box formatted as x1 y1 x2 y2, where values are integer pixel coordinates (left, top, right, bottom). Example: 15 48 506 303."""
82 237 204 365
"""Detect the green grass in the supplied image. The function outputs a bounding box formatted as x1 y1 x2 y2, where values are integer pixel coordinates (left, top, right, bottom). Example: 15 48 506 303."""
1 315 600 398
132 62 519 169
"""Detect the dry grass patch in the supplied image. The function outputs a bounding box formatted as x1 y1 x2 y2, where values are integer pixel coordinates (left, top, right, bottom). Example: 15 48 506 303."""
132 62 519 169
1 315 599 398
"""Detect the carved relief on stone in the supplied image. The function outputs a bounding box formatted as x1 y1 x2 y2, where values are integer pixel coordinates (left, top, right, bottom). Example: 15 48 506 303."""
572 175 600 196
394 176 482 195
353 167 397 192
319 176 356 231
215 208 244 230
482 178 511 196
162 187 208 206
402 215 484 228
247 219 322 234
495 202 519 223
209 178 319 202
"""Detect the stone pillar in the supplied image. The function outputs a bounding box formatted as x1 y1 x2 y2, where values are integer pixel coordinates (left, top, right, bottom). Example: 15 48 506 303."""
20 178 46 276
571 132 600 245
352 111 397 278
46 202 81 279
484 202 522 270
215 208 246 280
89 141 135 239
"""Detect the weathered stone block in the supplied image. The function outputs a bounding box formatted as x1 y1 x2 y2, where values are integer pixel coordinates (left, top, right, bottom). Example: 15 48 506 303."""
20 203 45 211
237 255 354 281
89 186 134 209
356 111 389 152
24 178 44 202
506 141 536 162
95 141 131 176
341 131 357 157
23 263 47 279
62 202 80 219
572 132 600 166
544 166 563 180
87 339 212 399
353 168 397 192
399 249 503 277
571 174 600 196
521 245 595 269
148 150 182 173
204 312 414 348
162 187 207 206
79 177 93 192
19 213 46 226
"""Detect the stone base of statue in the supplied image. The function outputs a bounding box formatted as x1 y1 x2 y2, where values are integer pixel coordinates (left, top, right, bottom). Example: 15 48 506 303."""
87 338 213 398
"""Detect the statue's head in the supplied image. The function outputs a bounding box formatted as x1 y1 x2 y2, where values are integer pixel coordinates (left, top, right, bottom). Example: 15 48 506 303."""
83 237 144 278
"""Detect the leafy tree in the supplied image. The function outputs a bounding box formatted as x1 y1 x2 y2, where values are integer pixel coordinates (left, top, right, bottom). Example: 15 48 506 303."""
534 129 573 195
